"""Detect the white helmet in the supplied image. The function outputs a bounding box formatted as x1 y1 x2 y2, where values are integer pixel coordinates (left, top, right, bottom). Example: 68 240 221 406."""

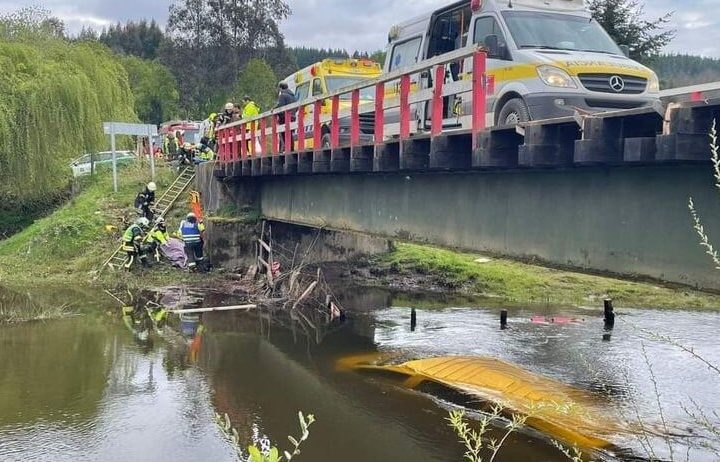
147 182 157 192
186 212 197 219
136 217 150 228
224 102 234 111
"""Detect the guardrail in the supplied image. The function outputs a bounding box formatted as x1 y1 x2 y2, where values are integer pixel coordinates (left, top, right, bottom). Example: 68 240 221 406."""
216 46 488 163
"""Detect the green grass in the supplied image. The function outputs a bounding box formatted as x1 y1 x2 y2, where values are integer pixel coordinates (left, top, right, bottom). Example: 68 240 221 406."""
0 163 190 286
378 243 720 309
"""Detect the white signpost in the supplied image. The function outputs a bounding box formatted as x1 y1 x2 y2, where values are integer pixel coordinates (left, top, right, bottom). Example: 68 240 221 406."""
103 122 158 192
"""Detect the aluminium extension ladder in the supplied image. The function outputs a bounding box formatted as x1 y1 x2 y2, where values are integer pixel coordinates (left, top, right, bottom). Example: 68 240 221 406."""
100 167 196 272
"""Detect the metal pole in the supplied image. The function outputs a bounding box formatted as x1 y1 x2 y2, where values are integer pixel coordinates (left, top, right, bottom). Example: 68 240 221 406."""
111 124 118 193
148 125 156 181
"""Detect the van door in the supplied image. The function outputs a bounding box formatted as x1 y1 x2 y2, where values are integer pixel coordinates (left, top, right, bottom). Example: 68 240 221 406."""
422 4 472 129
468 14 513 126
384 36 424 136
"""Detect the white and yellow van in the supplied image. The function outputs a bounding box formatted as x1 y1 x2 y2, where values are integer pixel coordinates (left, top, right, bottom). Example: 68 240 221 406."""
384 0 660 127
283 58 382 148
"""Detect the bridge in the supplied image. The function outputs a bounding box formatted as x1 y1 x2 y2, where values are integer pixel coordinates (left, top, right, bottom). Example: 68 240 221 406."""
201 48 720 290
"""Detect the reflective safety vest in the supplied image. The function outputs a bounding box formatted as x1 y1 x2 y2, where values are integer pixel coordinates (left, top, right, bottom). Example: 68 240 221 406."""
242 101 260 119
145 228 169 246
179 220 205 243
123 224 143 244
199 146 215 161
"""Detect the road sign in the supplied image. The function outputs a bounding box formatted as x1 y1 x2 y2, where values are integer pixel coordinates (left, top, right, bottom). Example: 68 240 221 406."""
103 122 158 192
103 122 157 137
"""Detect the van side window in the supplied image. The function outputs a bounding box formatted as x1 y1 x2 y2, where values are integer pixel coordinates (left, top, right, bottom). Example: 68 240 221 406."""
312 78 324 96
473 16 509 60
296 82 310 102
389 37 422 71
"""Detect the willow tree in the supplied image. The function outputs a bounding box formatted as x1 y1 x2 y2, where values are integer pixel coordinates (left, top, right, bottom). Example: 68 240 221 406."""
0 8 137 210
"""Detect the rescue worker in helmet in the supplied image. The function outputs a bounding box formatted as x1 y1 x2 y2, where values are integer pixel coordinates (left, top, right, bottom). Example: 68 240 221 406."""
194 137 216 164
241 96 261 155
218 102 236 126
179 212 206 272
135 182 157 221
122 217 150 270
178 142 196 168
145 217 170 263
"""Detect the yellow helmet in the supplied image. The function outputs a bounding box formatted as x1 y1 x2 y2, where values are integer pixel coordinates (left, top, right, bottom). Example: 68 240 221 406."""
209 113 217 121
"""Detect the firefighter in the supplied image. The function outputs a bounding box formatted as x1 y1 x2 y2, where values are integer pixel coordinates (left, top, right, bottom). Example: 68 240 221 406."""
134 182 157 221
179 212 206 272
145 217 170 263
122 217 150 270
178 142 196 167
194 137 216 164
163 132 179 160
242 96 260 119
218 102 235 126
205 113 218 150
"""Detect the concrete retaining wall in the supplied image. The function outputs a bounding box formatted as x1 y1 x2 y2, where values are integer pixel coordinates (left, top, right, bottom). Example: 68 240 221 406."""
258 165 720 290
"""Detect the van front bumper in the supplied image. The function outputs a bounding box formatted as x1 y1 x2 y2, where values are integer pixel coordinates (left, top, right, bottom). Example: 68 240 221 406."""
524 93 660 120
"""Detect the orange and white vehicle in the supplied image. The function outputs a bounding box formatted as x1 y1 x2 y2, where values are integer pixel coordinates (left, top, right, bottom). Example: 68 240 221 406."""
282 58 382 148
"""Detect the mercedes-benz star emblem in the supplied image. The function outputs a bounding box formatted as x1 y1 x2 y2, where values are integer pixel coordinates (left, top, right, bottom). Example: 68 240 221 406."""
609 75 625 92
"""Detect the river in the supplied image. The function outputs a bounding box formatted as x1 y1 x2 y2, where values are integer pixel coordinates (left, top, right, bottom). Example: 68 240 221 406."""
0 286 718 461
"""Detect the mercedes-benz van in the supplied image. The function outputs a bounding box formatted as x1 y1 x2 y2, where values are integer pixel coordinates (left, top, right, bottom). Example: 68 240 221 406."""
384 0 660 127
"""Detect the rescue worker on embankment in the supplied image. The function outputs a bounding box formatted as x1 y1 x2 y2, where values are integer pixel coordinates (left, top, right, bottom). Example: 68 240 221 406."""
135 182 157 221
122 217 150 270
145 217 170 263
179 212 207 272
163 132 179 160
194 137 216 164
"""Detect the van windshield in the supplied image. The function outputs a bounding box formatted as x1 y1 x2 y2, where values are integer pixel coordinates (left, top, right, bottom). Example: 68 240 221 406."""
326 77 376 100
502 11 622 55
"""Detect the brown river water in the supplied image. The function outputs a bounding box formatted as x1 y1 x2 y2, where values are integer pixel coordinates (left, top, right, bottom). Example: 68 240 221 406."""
0 286 718 461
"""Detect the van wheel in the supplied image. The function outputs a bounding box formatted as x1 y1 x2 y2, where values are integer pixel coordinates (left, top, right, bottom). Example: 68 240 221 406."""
498 98 531 126
321 133 332 149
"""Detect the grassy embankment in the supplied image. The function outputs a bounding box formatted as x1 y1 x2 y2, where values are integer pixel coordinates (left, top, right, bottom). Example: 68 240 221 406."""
0 163 211 288
376 243 720 309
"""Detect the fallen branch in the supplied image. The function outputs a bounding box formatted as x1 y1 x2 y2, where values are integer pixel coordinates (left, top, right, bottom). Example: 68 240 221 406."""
168 304 257 314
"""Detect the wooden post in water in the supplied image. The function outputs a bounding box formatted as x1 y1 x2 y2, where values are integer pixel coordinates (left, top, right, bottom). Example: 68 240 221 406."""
500 310 508 330
411 308 417 332
604 299 615 330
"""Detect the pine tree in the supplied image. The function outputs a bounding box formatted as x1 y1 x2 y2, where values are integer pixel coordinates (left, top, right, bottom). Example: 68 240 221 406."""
588 0 675 62
233 58 278 112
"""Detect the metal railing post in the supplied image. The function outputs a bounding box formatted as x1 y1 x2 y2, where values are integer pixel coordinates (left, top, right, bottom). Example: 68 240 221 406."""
313 100 322 149
331 95 340 148
400 74 411 140
240 123 247 159
472 51 488 149
350 89 360 146
284 110 292 154
297 104 306 151
432 65 445 137
374 82 385 145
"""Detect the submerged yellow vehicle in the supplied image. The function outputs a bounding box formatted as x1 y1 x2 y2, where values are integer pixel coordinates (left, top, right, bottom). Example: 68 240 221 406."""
338 354 624 451
282 58 382 148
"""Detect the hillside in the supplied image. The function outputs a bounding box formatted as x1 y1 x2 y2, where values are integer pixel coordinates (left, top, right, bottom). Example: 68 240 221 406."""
651 54 720 89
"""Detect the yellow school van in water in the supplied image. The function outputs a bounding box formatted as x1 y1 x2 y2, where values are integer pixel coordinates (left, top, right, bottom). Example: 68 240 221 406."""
283 58 382 148
384 0 660 128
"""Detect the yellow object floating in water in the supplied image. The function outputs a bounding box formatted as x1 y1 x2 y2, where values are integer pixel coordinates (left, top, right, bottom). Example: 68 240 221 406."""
339 354 622 451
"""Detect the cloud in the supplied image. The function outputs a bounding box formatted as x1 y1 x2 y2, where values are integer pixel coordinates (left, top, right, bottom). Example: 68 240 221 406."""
0 0 716 57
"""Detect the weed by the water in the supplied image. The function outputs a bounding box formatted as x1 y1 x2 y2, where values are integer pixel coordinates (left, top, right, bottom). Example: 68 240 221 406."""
376 243 720 309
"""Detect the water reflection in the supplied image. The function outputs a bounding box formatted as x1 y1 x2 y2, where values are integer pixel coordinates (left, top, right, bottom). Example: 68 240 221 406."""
0 286 719 461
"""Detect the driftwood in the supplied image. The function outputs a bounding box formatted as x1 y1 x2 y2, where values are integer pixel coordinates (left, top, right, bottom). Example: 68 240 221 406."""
168 304 257 314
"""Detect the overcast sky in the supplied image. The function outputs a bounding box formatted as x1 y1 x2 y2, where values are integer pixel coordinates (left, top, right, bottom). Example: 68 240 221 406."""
0 0 717 57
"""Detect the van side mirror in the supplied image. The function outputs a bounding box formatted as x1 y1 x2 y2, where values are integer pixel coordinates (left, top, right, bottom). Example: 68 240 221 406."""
619 45 630 57
484 34 501 59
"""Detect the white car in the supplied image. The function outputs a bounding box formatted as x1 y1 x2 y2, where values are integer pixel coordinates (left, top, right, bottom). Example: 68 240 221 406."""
71 151 136 177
